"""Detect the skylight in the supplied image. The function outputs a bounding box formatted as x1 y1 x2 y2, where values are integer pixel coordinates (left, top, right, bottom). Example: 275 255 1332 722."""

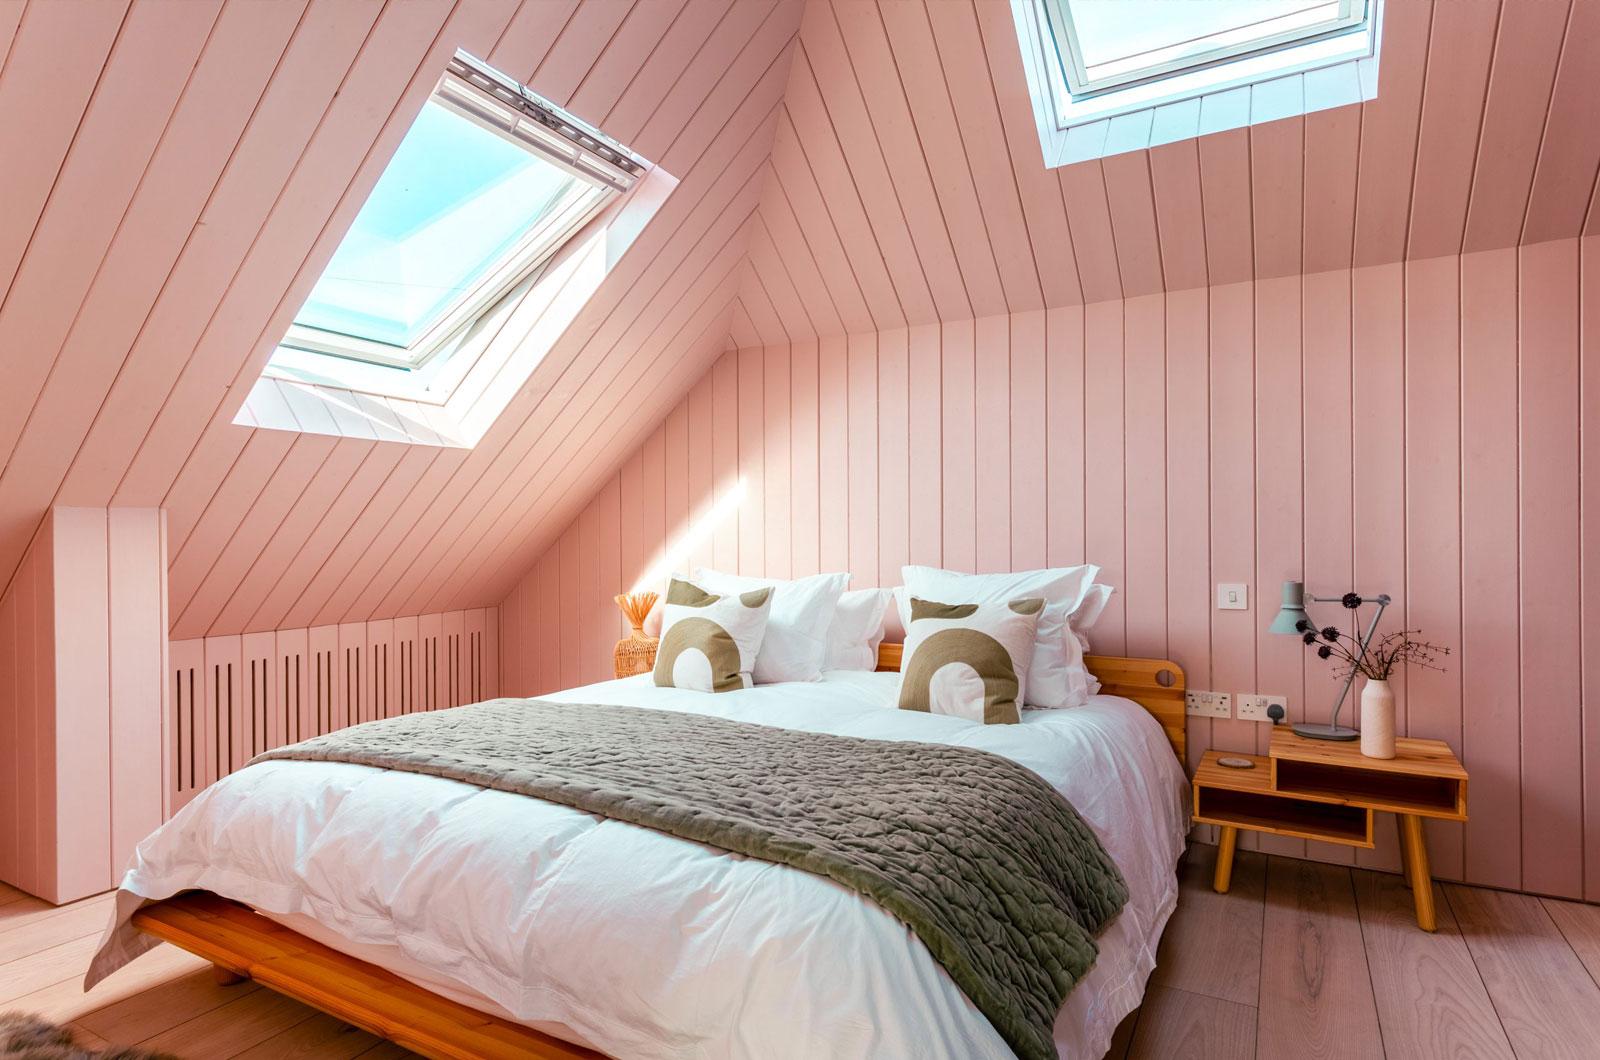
1012 0 1382 166
1044 0 1367 98
274 53 642 380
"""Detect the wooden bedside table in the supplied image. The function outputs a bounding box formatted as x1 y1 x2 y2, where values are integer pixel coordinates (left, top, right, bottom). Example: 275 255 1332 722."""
1193 728 1467 931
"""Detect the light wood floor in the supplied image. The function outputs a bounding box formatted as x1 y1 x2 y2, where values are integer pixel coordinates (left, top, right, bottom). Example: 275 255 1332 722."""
4 844 1600 1059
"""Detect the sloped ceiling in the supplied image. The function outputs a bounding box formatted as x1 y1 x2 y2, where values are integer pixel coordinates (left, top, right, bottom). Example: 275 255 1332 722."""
0 0 802 638
730 0 1600 345
3 0 1597 638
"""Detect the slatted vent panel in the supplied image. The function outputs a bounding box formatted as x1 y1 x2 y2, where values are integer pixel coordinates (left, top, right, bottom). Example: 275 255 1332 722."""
166 610 496 817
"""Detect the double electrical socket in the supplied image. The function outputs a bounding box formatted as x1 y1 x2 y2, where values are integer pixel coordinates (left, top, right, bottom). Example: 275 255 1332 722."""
1184 690 1231 719
1184 690 1288 722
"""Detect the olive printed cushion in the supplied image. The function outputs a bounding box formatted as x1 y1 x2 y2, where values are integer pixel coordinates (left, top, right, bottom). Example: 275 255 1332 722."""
896 597 1045 724
653 577 774 693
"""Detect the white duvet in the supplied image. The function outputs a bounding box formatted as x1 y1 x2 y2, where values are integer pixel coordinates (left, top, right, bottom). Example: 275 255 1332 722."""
90 672 1188 1059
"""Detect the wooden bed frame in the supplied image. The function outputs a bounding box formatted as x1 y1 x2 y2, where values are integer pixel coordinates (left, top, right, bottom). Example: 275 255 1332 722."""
133 650 1186 1060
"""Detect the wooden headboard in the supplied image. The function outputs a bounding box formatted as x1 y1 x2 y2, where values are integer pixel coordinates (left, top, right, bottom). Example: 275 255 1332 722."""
874 643 1186 762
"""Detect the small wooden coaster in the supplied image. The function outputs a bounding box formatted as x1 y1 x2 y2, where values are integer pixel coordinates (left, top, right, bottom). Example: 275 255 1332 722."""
1217 756 1256 769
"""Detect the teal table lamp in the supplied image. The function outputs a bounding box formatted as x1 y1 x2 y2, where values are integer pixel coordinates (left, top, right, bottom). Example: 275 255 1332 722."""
1269 581 1390 741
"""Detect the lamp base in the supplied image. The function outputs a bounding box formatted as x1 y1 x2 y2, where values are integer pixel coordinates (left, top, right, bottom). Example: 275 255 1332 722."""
1291 722 1359 741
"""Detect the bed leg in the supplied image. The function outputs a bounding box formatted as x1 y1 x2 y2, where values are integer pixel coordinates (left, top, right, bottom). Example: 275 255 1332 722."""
212 964 248 986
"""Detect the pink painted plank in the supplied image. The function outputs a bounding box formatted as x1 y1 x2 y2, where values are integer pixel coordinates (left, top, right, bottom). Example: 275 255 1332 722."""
1522 0 1600 244
1300 101 1360 275
619 450 643 603
576 499 603 687
711 352 740 573
923 0 1044 314
738 345 766 575
1102 152 1165 298
489 0 580 88
1164 287 1211 774
525 0 631 109
599 0 732 146
535 551 561 694
275 626 308 746
1251 276 1304 857
413 613 441 712
1583 236 1600 901
20 537 47 895
747 222 813 342
1084 301 1126 652
1405 0 1500 260
687 372 716 574
817 337 851 573
1198 131 1254 286
763 343 793 579
789 341 821 576
877 328 909 582
756 184 845 340
1463 0 1572 252
779 49 906 330
847 333 880 583
337 622 366 728
168 637 205 818
1149 140 1209 292
1298 269 1356 865
49 508 111 900
877 0 1007 319
940 319 977 573
108 508 166 876
802 0 938 323
974 315 1011 573
596 479 622 678
561 0 681 126
1249 116 1303 280
1460 247 1522 891
1350 263 1408 872
830 0 977 319
1121 294 1165 658
1045 305 1086 566
1009 311 1047 571
0 574 16 886
484 607 500 699
1207 282 1257 756
970 0 1082 309
0 0 129 298
239 630 275 758
442 610 467 706
1352 0 1432 266
906 323 943 568
1408 256 1465 877
1518 238 1582 898
1057 162 1123 306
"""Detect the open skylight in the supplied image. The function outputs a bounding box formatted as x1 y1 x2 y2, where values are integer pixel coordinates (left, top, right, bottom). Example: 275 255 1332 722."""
1013 0 1382 166
272 52 642 385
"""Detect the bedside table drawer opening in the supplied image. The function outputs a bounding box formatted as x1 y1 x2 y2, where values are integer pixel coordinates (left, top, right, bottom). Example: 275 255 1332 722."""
1195 787 1373 846
1273 759 1464 818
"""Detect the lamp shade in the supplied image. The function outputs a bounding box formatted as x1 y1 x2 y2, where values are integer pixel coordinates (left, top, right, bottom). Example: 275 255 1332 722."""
1268 580 1309 635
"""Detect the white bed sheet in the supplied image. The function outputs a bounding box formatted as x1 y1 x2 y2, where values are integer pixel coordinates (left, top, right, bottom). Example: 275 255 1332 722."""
90 672 1188 1059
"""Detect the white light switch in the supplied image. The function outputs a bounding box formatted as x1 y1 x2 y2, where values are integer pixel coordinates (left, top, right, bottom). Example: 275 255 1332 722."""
1216 583 1248 610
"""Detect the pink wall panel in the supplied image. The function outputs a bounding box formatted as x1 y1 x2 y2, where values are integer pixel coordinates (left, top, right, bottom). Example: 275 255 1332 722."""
502 241 1600 899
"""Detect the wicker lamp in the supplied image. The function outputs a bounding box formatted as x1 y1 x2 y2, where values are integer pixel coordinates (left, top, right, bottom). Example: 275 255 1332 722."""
613 591 660 679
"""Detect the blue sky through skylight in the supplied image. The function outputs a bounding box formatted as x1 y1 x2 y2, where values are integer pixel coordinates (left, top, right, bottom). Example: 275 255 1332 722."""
295 101 576 349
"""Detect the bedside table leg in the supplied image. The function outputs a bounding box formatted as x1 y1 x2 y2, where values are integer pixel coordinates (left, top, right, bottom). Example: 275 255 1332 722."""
1398 814 1436 931
1213 826 1238 893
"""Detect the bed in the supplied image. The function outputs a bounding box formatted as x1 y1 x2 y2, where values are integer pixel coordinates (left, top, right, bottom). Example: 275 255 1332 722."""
88 647 1189 1060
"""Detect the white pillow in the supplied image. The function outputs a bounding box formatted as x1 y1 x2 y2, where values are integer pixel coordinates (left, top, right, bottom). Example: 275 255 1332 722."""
898 564 1099 708
823 587 892 671
896 597 1044 724
654 577 772 692
1064 583 1114 698
692 568 848 683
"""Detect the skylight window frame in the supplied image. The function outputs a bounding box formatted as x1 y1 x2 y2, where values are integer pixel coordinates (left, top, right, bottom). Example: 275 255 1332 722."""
278 53 643 376
1041 0 1368 99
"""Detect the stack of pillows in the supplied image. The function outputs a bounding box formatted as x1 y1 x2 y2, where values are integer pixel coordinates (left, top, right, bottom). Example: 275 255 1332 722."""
648 564 1112 725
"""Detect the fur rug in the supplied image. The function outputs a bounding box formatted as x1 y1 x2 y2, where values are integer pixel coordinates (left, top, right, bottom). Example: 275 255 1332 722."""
0 1014 174 1060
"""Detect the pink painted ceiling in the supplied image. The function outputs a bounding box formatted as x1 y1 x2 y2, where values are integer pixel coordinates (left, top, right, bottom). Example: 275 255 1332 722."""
732 0 1600 344
0 0 1596 637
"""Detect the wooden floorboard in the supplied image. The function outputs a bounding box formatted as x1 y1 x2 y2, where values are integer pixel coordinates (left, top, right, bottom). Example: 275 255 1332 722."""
1151 843 1266 1007
1444 884 1600 1059
4 852 1600 1059
1352 869 1513 1058
1255 855 1385 1059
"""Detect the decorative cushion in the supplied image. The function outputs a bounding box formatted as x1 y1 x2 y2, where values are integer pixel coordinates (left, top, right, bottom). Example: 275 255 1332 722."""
896 597 1045 724
692 568 849 683
823 587 892 670
653 578 773 692
898 565 1099 709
